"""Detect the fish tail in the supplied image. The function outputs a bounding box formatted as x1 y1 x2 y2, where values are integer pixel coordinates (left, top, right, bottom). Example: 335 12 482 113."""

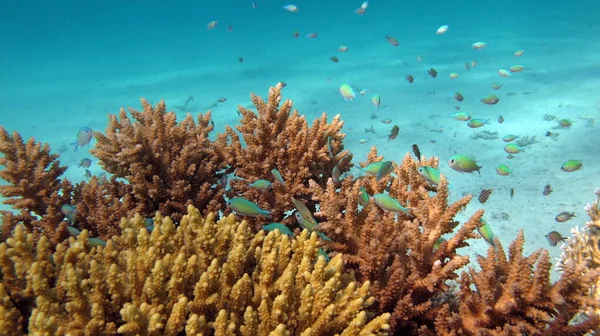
71 142 79 152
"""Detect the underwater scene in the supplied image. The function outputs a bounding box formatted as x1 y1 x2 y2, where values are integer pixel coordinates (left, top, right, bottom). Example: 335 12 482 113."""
1 0 599 334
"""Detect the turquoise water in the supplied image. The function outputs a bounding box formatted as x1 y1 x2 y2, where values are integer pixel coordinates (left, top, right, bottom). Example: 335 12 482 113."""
1 0 599 280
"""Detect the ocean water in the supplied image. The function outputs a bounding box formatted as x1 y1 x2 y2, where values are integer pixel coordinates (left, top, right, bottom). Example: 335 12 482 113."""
1 0 599 281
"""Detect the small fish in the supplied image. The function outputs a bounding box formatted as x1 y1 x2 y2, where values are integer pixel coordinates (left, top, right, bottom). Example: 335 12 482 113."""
555 211 575 222
436 25 449 34
61 204 77 223
71 127 93 151
294 211 317 231
207 21 218 30
329 56 339 63
271 168 285 185
514 49 526 56
252 3 259 8
546 231 567 247
502 134 518 142
449 72 459 79
453 92 464 101
472 41 487 50
362 161 387 175
228 25 234 32
464 62 470 70
327 136 334 158
263 223 293 236
405 74 414 83
84 169 92 179
385 35 399 46
510 65 526 73
433 237 447 251
359 88 368 95
478 94 499 105
359 186 370 206
504 144 524 154
88 238 107 247
376 161 394 181
381 118 392 124
317 248 330 262
428 68 437 78
510 188 514 199
283 4 299 12
291 197 317 226
332 164 341 183
67 225 81 237
545 131 552 137
478 219 496 247
498 69 511 77
218 97 227 103
506 154 514 159
448 155 482 176
417 166 440 187
412 144 421 161
249 179 272 190
478 189 493 204
449 112 472 121
339 83 356 101
498 115 504 123
467 118 490 128
306 32 318 38
354 1 368 15
496 164 511 176
358 138 368 144
543 184 553 196
471 59 478 67
372 95 381 109
279 81 287 88
561 160 582 172
238 57 244 63
558 119 573 127
78 158 92 168
388 125 399 140
227 197 272 217
293 30 299 38
338 46 348 52
491 83 503 90
372 193 411 215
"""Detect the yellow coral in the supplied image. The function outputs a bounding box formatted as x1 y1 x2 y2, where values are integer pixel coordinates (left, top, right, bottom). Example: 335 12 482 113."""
0 205 390 335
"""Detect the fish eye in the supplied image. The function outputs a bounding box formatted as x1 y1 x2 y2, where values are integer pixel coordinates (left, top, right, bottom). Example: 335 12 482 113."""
450 159 455 163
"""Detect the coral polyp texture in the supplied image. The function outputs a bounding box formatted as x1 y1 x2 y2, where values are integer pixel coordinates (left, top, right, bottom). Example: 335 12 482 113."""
0 206 391 335
0 85 599 335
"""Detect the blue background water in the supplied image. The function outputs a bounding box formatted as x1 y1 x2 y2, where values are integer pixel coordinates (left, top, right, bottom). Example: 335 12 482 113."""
1 0 599 279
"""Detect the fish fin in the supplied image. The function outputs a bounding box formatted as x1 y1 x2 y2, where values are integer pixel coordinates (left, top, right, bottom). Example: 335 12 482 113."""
70 142 79 152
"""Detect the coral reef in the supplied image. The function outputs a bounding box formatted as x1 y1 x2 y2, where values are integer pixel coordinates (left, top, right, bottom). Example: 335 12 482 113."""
469 130 498 140
311 148 482 333
0 205 391 335
215 83 353 222
437 231 600 335
0 128 73 244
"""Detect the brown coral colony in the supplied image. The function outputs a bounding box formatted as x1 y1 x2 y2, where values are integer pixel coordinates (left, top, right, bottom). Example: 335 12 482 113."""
0 84 599 335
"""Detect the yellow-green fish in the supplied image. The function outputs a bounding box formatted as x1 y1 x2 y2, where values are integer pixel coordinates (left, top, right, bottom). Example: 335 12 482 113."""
361 161 387 176
477 94 499 105
502 134 518 142
448 155 482 176
263 223 293 236
339 83 356 101
88 237 107 247
477 219 496 247
372 193 411 215
67 225 81 237
271 168 285 185
417 166 441 187
561 160 582 172
227 197 272 217
291 197 317 225
467 118 490 128
294 211 317 231
495 164 511 176
449 112 472 121
372 94 381 109
376 161 394 181
433 237 446 251
504 144 524 154
317 248 330 262
249 179 272 190
558 119 573 127
359 186 370 206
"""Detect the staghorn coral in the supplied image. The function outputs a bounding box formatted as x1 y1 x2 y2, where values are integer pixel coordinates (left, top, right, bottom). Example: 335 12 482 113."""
215 83 353 223
0 127 73 244
0 205 391 335
310 147 482 334
91 99 228 222
436 230 600 335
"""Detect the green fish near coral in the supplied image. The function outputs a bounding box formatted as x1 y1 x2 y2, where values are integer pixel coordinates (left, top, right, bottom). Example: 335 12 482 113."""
467 118 490 128
361 161 387 176
448 155 482 176
358 186 370 206
271 168 285 185
372 193 411 215
294 211 317 231
88 238 107 247
317 248 330 262
504 144 524 154
561 160 582 172
495 164 511 176
376 161 394 181
477 219 496 248
417 166 441 187
249 179 272 190
227 197 272 217
433 237 446 251
263 223 293 236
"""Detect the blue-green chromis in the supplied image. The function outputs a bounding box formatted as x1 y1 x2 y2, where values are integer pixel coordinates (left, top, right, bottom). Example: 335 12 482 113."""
227 197 272 217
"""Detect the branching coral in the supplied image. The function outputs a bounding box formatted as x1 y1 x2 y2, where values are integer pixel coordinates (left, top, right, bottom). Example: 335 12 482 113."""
0 205 391 335
310 147 482 334
0 127 73 244
436 231 600 335
215 83 353 222
91 99 228 221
